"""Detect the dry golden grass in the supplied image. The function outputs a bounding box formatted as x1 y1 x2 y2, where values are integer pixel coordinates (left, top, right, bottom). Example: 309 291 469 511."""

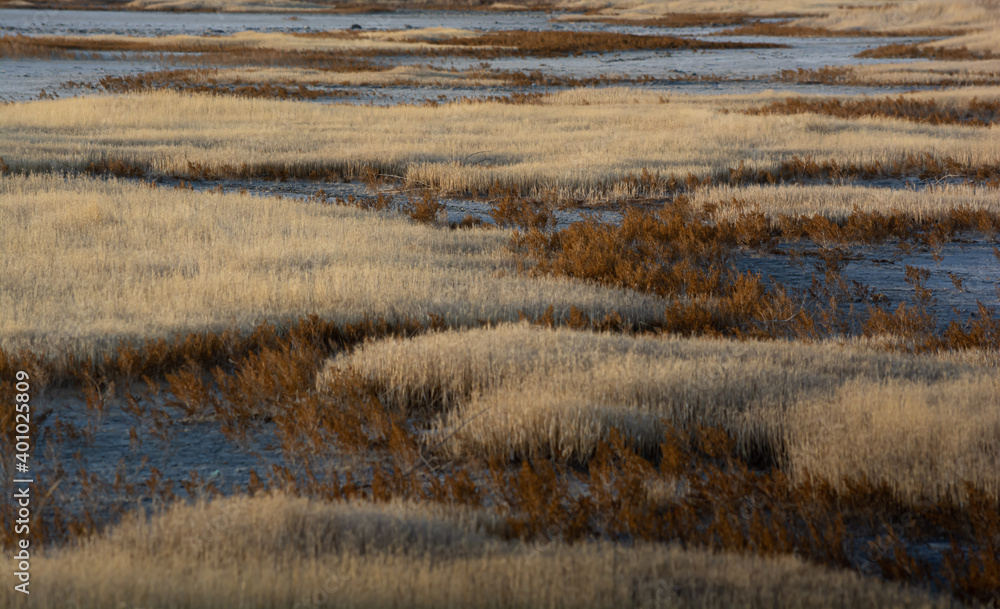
0 175 666 355
789 375 1000 506
2 28 477 56
796 1 1000 57
792 0 1000 35
5 89 1000 201
322 324 1000 504
1 28 778 63
560 0 1000 55
565 0 995 40
926 27 1000 56
13 492 961 609
691 182 1000 221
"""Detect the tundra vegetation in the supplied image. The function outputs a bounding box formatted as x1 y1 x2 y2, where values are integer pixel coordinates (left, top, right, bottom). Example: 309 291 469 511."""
2 0 1000 608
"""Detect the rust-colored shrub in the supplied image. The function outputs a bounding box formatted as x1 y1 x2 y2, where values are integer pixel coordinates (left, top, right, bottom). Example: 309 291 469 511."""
857 43 998 61
405 190 446 224
429 29 785 58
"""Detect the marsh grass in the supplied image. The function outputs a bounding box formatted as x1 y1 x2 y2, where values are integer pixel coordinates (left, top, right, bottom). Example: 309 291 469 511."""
6 90 1000 203
508 195 1000 344
745 94 1000 126
84 68 369 100
691 182 1000 222
305 325 1000 604
857 42 1000 60
3 313 998 605
5 8 1000 603
6 318 995 605
322 324 1000 501
776 61 1000 86
13 493 963 609
0 175 667 355
426 29 786 57
0 28 781 66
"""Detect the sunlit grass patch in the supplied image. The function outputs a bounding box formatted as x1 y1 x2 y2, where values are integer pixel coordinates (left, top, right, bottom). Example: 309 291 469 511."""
5 90 1000 202
0 175 666 355
324 323 1000 503
690 182 1000 221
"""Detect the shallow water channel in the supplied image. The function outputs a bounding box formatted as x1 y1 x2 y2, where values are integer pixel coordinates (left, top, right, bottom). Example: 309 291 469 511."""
3 7 935 102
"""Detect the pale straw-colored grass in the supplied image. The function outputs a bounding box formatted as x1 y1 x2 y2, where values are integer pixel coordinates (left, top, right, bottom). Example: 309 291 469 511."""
3 89 1000 201
789 375 1000 504
10 492 961 609
322 324 1000 504
20 27 479 54
691 182 1000 221
794 0 1000 34
0 175 666 355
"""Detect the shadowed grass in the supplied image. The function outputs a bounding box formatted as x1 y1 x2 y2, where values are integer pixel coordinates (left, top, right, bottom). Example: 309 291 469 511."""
14 493 961 609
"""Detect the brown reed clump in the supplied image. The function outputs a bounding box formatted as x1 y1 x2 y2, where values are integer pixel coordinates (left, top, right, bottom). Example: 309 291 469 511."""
488 193 553 230
775 65 861 85
856 42 999 61
89 70 354 101
0 34 392 69
508 194 1000 347
404 190 447 225
65 149 1000 203
775 64 1000 87
0 29 781 67
745 95 1000 127
85 156 147 178
428 29 786 57
0 314 428 393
